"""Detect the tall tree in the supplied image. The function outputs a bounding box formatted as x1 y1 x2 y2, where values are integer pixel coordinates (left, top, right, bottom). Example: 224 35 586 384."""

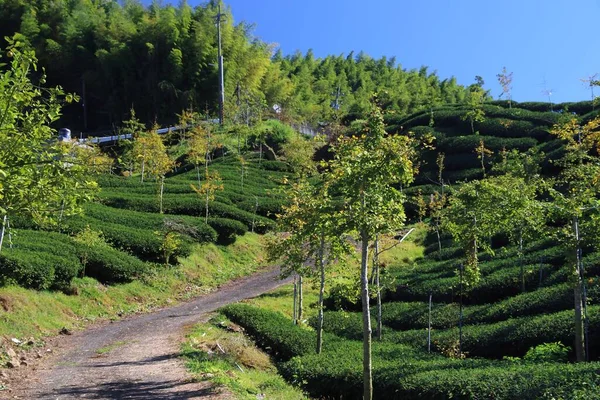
549 116 600 362
493 149 546 292
329 100 415 400
191 169 224 223
462 82 486 134
0 38 96 249
443 179 504 286
268 176 349 353
474 139 493 177
135 126 176 213
497 67 513 108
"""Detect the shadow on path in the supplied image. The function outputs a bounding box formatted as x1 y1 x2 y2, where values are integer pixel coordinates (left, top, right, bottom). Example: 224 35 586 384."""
42 379 218 399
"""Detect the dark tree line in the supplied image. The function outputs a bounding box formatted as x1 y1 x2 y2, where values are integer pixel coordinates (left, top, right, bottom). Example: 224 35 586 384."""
0 0 469 131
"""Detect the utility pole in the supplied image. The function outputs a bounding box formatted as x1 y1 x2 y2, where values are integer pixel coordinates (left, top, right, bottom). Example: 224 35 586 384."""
332 86 342 110
216 4 225 125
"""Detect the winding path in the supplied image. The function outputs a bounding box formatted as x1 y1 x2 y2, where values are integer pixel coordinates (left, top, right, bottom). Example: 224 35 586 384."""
5 267 289 399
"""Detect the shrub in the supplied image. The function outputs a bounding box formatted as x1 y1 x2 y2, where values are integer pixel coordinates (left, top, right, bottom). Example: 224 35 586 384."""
397 361 600 400
82 203 217 243
281 337 600 399
251 120 296 152
0 251 74 290
206 217 248 244
517 101 553 112
524 342 569 363
65 216 192 263
383 305 600 359
259 160 293 172
0 230 82 290
220 304 316 360
437 135 538 153
75 242 148 283
442 152 481 171
236 197 285 218
100 193 276 233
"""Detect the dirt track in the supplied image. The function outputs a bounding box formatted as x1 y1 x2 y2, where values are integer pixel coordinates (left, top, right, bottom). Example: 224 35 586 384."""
3 267 289 399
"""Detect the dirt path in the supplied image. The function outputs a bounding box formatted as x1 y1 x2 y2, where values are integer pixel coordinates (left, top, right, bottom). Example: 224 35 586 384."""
3 267 290 399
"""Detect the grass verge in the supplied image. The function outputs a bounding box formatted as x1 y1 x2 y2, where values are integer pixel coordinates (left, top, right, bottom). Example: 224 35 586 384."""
182 314 306 400
0 233 265 342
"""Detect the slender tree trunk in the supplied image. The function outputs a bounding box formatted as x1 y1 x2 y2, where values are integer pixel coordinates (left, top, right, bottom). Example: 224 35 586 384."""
6 217 12 249
573 216 586 362
205 187 209 224
251 197 258 233
519 230 525 292
374 236 382 341
196 165 201 188
428 292 432 352
159 176 165 214
58 200 65 232
298 275 303 323
436 226 442 259
370 244 377 285
317 231 326 354
0 214 7 253
141 158 145 183
459 263 464 358
141 145 146 183
293 275 298 325
259 142 263 164
360 229 372 400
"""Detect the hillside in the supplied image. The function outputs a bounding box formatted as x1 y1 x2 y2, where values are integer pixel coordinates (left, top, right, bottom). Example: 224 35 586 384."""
0 151 289 337
196 100 600 399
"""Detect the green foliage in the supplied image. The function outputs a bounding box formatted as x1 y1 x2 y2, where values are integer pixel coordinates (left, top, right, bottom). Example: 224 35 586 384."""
461 86 486 133
75 242 148 284
321 282 573 334
235 197 285 218
0 37 96 228
0 229 148 288
206 217 248 244
64 214 192 263
283 348 600 399
0 249 79 290
0 2 470 128
78 203 217 244
98 192 275 233
229 300 600 400
330 102 415 240
156 230 182 264
220 304 316 361
253 120 296 151
437 135 537 153
524 342 569 363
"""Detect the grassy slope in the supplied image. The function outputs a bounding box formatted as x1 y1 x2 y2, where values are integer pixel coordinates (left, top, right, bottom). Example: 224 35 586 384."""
0 154 287 342
182 316 306 399
0 233 265 340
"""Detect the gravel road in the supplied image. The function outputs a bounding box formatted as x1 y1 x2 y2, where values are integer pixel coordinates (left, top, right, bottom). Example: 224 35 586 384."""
3 267 289 399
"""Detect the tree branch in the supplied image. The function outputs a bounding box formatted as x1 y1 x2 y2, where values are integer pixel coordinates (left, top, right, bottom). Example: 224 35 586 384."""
376 228 415 257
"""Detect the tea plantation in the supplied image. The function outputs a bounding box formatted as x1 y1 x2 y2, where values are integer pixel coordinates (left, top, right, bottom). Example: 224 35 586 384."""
0 154 286 291
215 101 600 399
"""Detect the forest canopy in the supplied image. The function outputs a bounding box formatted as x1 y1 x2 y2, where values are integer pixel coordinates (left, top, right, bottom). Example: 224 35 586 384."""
0 0 469 131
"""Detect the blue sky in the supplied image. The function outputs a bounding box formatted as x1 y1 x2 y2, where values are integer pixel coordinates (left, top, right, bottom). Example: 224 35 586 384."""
152 0 600 103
